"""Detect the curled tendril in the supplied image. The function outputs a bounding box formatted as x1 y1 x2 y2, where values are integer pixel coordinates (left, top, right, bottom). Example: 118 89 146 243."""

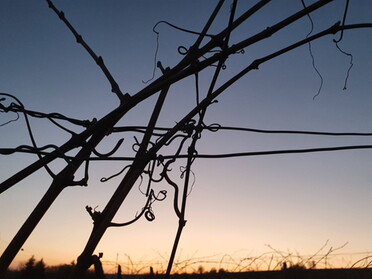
109 189 167 227
143 159 164 183
156 155 164 166
163 133 187 146
156 120 195 146
0 110 19 127
132 136 141 152
300 0 323 100
154 189 167 201
142 161 155 196
181 119 196 136
161 160 181 218
142 24 160 84
0 93 56 177
100 164 131 182
158 133 190 218
333 0 349 44
144 190 167 221
204 122 221 132
143 19 214 83
137 173 148 195
332 0 353 91
190 149 198 164
93 138 124 158
334 43 353 90
132 136 155 152
177 46 188 55
145 208 155 221
180 166 196 196
179 166 187 179
150 175 163 184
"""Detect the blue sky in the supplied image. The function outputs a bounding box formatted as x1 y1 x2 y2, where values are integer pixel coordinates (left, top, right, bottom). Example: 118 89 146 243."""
1 0 372 273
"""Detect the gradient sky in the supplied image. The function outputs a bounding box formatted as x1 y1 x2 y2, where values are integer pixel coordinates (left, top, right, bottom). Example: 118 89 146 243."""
1 0 372 273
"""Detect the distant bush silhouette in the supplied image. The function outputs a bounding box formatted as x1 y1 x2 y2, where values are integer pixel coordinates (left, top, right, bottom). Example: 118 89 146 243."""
288 263 306 270
4 259 97 279
209 268 217 274
20 256 46 279
197 266 204 274
46 261 96 279
46 262 75 279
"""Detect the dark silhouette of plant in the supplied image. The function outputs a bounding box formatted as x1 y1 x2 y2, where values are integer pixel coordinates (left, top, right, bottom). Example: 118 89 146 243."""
287 262 306 270
0 1 371 279
47 263 75 279
20 256 46 279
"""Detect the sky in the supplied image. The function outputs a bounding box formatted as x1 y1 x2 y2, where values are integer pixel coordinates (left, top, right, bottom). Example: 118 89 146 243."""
1 0 372 274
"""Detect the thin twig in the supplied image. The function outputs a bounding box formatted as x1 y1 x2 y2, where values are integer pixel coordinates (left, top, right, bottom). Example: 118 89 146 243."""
46 0 125 102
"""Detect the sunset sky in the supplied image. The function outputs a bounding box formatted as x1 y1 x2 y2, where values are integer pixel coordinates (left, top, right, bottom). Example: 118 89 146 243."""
1 0 372 273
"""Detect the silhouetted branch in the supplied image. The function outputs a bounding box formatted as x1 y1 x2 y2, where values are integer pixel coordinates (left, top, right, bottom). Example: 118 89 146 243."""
82 144 372 161
0 145 72 165
166 3 238 275
0 95 93 129
230 0 333 52
212 126 372 136
182 23 372 118
1 1 371 277
186 145 372 158
92 138 124 158
0 101 132 194
0 93 56 178
113 125 372 136
333 0 350 43
351 255 372 269
155 21 215 39
4 143 372 163
303 240 329 267
191 0 226 50
46 0 125 102
313 242 348 268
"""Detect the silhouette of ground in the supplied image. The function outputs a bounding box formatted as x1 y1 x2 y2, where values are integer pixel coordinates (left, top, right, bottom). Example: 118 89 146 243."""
107 269 372 279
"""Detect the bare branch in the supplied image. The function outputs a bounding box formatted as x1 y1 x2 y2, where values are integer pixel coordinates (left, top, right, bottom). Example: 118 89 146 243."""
46 0 125 102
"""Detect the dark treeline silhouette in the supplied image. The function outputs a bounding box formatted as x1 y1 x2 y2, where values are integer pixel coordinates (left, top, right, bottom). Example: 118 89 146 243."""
4 256 96 279
5 256 372 279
